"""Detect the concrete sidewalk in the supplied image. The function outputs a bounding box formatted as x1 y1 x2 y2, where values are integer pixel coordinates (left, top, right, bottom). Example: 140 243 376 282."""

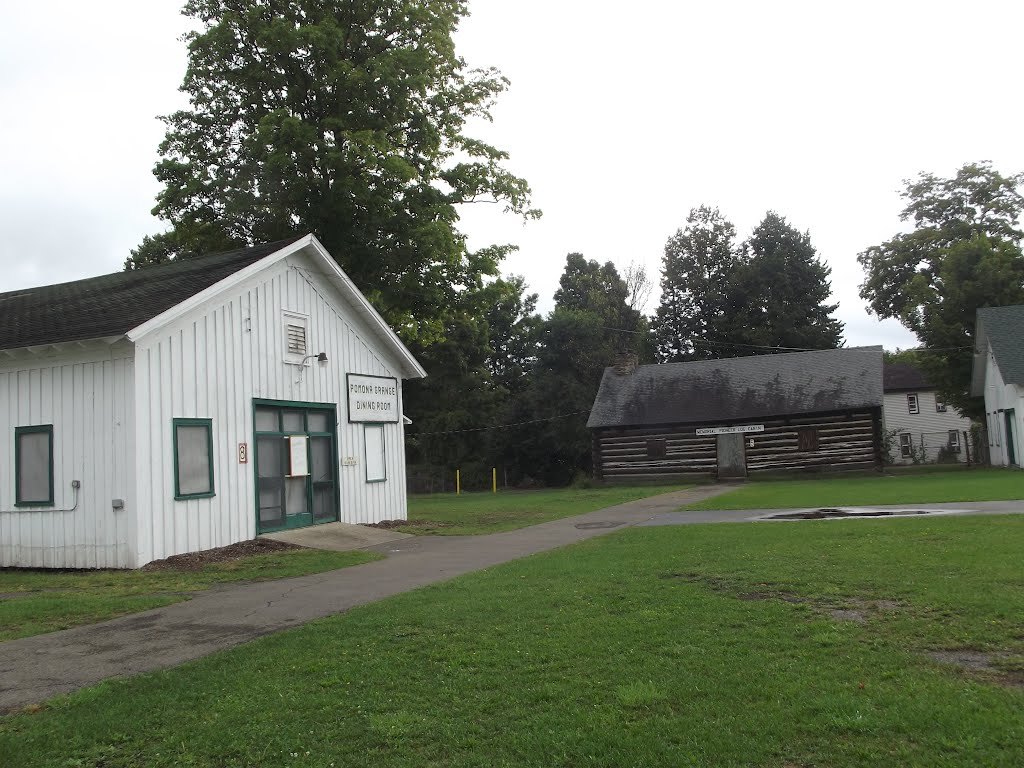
0 484 732 712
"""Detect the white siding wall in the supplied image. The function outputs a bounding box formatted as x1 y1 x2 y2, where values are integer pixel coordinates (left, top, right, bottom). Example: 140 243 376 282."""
133 251 411 565
981 345 1024 467
882 389 973 464
0 345 135 568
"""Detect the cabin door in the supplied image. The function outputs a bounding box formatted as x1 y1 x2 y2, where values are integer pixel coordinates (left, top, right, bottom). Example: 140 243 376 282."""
716 433 747 479
254 402 340 534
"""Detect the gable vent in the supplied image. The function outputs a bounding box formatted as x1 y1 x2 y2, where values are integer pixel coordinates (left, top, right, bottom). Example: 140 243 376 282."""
286 323 307 356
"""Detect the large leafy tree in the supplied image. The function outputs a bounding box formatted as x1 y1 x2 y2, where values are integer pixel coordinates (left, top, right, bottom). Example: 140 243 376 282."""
653 206 739 361
131 0 537 345
734 212 843 352
858 162 1024 415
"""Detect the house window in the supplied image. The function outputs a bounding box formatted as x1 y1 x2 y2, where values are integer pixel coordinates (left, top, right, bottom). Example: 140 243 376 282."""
173 418 215 499
948 430 961 454
797 428 819 451
283 311 310 364
364 424 386 483
899 433 913 458
15 425 54 507
935 399 947 413
646 438 667 458
907 394 919 414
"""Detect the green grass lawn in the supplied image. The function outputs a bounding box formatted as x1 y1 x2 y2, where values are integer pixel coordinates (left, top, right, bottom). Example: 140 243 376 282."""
0 548 381 642
3 515 1021 767
403 484 690 535
683 466 1024 510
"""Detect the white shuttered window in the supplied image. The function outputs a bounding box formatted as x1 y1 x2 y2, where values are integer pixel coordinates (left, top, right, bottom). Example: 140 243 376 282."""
364 424 386 482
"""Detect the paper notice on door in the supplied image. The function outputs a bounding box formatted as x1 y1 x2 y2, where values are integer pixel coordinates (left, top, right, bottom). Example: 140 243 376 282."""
288 435 309 476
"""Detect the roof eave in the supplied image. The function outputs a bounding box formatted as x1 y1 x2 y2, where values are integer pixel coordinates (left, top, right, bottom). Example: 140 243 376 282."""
125 234 427 380
303 237 427 380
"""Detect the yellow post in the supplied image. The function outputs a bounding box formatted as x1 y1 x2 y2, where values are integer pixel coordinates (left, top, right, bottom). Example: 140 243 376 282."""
456 468 461 496
492 467 497 494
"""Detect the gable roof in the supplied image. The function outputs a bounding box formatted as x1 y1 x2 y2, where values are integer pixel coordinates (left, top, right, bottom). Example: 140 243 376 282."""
883 361 931 392
0 236 304 351
972 304 1024 394
587 347 883 429
0 234 426 379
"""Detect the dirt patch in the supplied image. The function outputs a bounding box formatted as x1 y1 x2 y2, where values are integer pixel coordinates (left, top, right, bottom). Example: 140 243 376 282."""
141 538 302 571
929 650 1024 688
929 650 1004 672
662 573 906 623
575 521 627 530
363 519 451 530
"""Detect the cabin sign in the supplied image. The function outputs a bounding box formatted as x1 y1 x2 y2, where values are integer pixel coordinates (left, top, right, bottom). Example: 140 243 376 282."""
695 424 765 436
347 374 400 423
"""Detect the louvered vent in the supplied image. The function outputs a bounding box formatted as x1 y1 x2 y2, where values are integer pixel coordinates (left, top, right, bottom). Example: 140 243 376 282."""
286 323 307 356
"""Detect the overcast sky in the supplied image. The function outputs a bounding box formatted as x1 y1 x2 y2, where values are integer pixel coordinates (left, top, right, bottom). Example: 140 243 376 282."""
4 1 1023 350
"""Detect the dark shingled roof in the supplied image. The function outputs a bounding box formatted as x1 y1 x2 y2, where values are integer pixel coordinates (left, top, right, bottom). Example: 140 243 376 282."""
975 304 1024 388
587 347 884 429
0 236 304 351
883 361 931 392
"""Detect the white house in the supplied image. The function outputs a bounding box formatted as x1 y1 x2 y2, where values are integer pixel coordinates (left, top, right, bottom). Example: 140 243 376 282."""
972 305 1024 467
882 362 972 463
0 234 426 568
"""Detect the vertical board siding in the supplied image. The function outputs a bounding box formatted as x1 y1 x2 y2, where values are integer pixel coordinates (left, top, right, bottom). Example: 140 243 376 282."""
983 347 1024 467
0 350 135 568
134 253 411 565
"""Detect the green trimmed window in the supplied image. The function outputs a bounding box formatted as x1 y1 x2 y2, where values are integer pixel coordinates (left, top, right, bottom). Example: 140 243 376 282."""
364 424 386 483
15 425 54 507
173 418 215 499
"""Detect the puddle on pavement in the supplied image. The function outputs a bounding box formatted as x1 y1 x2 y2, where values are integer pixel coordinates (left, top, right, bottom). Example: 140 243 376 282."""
766 507 938 520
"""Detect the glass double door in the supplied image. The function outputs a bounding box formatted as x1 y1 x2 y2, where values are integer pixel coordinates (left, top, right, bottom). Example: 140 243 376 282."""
255 401 339 533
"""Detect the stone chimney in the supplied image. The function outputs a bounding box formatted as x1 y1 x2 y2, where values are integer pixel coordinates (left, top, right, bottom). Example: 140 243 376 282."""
613 350 638 375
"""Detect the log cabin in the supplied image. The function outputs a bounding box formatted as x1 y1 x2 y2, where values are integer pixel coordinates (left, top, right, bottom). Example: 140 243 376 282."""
588 347 884 482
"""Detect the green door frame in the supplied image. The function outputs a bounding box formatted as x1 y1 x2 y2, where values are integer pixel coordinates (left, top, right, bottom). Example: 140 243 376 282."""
1005 409 1017 466
253 399 341 534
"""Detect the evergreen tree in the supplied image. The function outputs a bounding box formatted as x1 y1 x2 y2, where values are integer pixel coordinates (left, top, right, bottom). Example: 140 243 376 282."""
653 206 739 361
512 254 645 485
734 212 843 352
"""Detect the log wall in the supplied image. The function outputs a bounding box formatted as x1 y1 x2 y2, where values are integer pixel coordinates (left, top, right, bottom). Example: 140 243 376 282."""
593 409 882 483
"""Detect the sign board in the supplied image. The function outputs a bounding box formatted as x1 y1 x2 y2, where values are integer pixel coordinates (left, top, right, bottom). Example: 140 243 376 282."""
347 374 400 423
238 442 248 464
695 424 765 436
288 435 309 476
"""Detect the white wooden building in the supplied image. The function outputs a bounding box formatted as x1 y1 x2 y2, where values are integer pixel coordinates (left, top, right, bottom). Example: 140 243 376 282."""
882 362 972 463
972 305 1024 467
0 235 426 568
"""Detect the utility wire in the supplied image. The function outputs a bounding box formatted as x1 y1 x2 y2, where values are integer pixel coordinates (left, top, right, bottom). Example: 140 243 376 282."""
598 324 972 354
411 409 590 437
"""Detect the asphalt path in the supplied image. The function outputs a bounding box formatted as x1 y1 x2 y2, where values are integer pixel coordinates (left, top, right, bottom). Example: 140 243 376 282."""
0 484 732 712
2 489 1020 713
